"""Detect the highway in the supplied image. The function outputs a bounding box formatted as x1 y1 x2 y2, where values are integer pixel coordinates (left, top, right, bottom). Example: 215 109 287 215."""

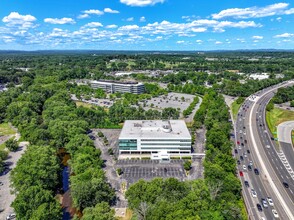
277 121 294 175
234 81 294 220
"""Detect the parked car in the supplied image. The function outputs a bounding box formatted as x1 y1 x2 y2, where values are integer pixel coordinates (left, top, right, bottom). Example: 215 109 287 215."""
254 168 259 175
6 213 16 220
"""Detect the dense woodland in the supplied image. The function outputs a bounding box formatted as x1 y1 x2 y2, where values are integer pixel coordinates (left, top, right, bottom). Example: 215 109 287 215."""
0 51 294 219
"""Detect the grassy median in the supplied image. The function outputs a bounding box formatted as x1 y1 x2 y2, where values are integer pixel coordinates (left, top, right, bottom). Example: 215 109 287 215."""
266 107 294 138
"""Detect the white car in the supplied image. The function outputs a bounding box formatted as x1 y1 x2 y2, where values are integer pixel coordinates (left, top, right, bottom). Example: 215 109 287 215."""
251 189 257 198
266 145 271 149
267 197 274 206
243 165 247 170
272 209 279 218
243 132 246 135
249 161 253 166
6 213 16 220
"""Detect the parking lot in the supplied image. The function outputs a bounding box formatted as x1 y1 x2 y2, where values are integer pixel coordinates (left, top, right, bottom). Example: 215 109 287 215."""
116 159 189 184
0 142 28 220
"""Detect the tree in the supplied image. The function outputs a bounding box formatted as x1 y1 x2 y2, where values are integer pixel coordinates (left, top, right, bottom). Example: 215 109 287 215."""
81 202 115 220
5 139 19 151
12 185 61 220
184 161 192 171
70 168 115 210
10 145 60 192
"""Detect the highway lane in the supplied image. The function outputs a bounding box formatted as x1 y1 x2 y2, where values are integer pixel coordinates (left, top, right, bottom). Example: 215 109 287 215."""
234 81 294 220
247 81 294 219
256 90 294 201
236 100 273 220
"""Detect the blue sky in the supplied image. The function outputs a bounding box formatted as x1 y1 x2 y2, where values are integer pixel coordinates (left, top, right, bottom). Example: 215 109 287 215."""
0 0 294 50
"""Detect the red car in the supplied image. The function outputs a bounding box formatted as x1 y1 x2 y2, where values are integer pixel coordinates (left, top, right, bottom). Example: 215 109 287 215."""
237 141 240 145
239 171 244 177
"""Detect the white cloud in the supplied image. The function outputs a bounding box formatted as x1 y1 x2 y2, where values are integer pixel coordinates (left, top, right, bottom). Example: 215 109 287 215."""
252 35 263 40
126 17 134 21
120 0 165 7
285 8 294 15
118 25 139 31
196 40 203 44
83 9 104 15
212 3 290 19
215 41 222 44
44 17 75 24
274 33 294 38
176 40 185 44
140 16 146 22
104 8 120 14
106 24 118 29
2 12 37 29
85 22 103 27
78 14 89 19
191 27 207 32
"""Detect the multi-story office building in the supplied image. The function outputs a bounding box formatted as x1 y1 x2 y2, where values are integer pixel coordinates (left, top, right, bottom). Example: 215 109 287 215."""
118 120 191 159
90 80 145 94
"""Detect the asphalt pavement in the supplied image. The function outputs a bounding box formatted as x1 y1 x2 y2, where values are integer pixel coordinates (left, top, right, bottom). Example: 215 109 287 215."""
234 80 294 220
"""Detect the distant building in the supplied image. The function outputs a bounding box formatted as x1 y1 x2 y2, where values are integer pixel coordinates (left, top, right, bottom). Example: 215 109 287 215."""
249 73 269 80
90 80 145 94
118 120 191 159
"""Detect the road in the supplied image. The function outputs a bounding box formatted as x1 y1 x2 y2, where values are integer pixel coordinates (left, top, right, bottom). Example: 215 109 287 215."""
277 121 294 180
234 80 294 220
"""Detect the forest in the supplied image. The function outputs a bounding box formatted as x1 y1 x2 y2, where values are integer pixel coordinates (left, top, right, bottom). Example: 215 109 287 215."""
0 51 294 219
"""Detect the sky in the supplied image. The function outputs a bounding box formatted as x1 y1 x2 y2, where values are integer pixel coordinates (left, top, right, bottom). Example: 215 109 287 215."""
0 0 294 50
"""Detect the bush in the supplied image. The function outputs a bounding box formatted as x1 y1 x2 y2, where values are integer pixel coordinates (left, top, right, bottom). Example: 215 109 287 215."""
183 160 192 171
97 131 104 138
5 139 19 152
117 168 123 175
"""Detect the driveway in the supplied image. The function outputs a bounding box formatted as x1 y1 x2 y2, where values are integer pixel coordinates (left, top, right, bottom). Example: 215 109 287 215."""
0 141 28 219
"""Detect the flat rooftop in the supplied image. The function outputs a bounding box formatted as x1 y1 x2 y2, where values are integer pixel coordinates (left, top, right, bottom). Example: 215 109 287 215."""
91 80 143 86
119 120 191 139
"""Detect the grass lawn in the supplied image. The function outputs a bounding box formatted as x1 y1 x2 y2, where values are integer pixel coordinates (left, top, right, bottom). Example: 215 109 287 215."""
0 142 6 150
0 123 16 136
266 107 294 138
231 101 242 120
75 101 95 109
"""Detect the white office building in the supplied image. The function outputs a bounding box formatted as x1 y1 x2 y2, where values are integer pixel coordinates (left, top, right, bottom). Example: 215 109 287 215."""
90 80 145 94
119 120 192 159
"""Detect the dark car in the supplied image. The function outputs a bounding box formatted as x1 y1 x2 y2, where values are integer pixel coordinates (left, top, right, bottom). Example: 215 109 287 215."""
270 137 275 140
283 182 289 188
248 165 252 171
254 168 259 175
241 143 244 146
234 149 238 154
247 149 250 154
89 135 95 140
237 160 240 165
240 156 244 161
257 204 263 212
244 181 249 187
244 139 247 144
243 126 246 129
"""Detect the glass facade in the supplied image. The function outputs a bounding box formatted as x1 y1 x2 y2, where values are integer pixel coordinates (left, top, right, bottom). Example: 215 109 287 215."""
119 139 137 150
